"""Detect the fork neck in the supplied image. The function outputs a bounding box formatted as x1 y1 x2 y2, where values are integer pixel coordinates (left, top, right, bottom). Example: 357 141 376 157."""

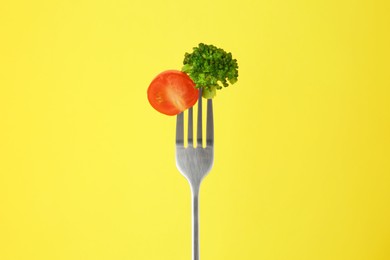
189 179 201 196
191 182 200 197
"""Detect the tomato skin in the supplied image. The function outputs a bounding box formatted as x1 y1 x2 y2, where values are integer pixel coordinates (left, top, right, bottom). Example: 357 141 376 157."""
147 70 199 116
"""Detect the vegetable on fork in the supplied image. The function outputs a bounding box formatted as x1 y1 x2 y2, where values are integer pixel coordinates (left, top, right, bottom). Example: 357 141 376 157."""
147 43 238 115
182 43 239 99
147 70 199 116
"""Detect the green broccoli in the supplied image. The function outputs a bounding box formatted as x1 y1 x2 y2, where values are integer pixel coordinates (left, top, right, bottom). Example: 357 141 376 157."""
182 43 239 99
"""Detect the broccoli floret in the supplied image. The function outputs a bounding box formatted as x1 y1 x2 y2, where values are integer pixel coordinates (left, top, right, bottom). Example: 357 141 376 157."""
182 43 238 99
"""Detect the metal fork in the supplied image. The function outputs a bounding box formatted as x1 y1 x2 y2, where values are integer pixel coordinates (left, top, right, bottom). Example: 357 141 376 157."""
176 89 214 260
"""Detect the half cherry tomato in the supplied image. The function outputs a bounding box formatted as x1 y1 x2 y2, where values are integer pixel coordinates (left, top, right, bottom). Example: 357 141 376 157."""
147 70 199 116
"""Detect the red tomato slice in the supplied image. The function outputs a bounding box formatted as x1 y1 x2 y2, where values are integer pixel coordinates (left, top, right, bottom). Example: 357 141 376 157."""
147 70 199 116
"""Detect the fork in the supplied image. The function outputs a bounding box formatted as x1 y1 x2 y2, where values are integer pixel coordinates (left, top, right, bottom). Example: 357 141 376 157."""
176 89 214 260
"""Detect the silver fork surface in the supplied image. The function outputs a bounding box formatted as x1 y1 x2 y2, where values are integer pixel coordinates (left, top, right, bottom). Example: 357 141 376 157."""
176 89 214 260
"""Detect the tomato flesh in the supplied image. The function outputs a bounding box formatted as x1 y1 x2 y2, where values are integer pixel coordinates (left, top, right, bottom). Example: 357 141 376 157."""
147 70 199 116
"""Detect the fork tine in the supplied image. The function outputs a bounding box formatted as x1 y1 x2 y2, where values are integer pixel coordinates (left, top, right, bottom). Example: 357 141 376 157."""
176 112 184 146
188 107 193 146
206 98 214 147
197 89 203 147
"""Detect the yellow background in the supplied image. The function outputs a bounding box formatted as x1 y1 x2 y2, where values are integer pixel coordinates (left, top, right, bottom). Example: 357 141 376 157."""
1 0 389 259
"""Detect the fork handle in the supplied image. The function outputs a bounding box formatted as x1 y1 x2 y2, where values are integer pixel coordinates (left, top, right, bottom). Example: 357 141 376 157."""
191 185 200 260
